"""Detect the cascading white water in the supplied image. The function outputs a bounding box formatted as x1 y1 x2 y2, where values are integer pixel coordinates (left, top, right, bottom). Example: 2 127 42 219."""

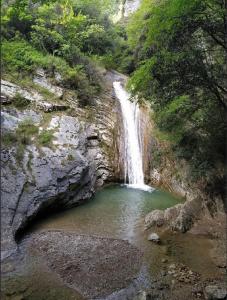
113 81 152 191
124 0 141 17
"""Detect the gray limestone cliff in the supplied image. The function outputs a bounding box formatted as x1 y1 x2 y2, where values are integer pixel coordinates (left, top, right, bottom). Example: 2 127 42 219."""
1 69 123 259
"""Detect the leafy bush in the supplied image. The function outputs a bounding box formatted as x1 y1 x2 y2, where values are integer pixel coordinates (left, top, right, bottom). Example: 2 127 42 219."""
2 39 73 75
126 0 226 182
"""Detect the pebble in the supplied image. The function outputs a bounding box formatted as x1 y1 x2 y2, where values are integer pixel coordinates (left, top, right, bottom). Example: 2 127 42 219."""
169 263 176 269
148 233 160 243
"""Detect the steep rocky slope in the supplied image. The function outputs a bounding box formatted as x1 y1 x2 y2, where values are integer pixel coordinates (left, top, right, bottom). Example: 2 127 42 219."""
1 69 124 259
144 118 226 233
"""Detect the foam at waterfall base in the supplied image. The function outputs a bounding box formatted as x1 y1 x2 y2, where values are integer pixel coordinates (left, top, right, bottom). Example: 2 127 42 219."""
123 184 155 192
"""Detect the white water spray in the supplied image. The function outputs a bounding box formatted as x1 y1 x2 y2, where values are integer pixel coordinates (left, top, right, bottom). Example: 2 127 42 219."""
113 81 152 191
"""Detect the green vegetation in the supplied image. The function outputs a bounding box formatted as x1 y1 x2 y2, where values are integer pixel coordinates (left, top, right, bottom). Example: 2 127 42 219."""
37 131 54 146
2 0 225 189
12 93 30 109
2 119 55 160
125 0 226 184
2 120 38 161
1 132 18 147
1 0 124 102
16 120 39 145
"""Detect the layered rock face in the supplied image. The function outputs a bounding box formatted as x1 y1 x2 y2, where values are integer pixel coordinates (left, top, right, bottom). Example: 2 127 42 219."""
1 70 122 259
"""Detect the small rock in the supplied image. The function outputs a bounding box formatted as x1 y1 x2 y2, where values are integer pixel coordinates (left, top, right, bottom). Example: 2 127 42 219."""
148 233 160 243
161 258 168 263
205 285 227 300
169 263 176 269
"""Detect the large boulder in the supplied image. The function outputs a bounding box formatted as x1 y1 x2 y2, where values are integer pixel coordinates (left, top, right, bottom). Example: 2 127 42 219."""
145 198 203 233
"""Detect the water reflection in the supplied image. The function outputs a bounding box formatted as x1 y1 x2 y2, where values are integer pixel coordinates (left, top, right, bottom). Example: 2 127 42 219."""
31 185 182 243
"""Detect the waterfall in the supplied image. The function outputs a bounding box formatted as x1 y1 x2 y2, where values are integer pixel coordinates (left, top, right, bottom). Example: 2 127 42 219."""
113 81 152 191
112 0 141 23
124 0 141 17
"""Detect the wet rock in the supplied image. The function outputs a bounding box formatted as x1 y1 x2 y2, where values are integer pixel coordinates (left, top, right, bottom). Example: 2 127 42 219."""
148 233 160 243
204 285 227 300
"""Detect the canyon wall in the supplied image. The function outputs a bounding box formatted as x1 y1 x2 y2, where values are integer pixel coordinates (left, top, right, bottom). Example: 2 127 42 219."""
1 69 123 259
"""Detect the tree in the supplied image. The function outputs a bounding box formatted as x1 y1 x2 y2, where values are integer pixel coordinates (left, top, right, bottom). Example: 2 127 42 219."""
127 0 226 181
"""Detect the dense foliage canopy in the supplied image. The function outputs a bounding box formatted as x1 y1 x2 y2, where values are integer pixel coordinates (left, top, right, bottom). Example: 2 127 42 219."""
1 0 124 99
1 0 226 188
126 0 226 184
